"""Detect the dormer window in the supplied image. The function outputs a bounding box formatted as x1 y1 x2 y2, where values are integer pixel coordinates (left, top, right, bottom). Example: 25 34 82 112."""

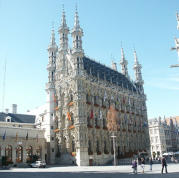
6 116 11 122
70 94 73 102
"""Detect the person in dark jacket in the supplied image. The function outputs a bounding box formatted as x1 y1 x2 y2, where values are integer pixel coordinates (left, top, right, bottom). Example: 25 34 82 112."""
161 156 168 174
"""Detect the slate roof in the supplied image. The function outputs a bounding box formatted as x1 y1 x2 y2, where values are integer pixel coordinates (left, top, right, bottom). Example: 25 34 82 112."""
0 112 35 123
83 56 138 92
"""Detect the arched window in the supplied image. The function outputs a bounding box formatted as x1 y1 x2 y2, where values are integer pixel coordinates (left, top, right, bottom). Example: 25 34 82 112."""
26 146 33 162
71 113 74 125
86 93 89 102
87 116 91 127
72 139 75 152
52 72 54 81
104 140 108 154
103 118 106 128
16 145 23 163
101 98 104 106
63 137 67 152
70 94 73 102
117 146 120 157
5 145 12 162
111 140 114 154
88 140 93 155
36 146 42 160
95 117 98 127
96 140 101 154
77 57 80 69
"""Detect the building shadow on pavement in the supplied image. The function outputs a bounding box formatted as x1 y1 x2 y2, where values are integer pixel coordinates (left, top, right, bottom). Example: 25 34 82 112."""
0 172 179 178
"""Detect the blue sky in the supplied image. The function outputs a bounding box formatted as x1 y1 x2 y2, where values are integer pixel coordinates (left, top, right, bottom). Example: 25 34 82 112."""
0 0 179 119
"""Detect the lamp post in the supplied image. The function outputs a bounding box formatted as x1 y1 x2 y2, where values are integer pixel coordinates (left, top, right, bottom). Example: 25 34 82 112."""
111 132 116 166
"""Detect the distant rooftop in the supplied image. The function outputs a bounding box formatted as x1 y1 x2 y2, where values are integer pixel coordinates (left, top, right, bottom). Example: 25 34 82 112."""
0 112 35 123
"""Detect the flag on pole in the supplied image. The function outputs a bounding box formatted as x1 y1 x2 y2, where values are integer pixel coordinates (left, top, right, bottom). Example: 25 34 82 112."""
16 132 18 141
3 130 6 140
26 132 28 140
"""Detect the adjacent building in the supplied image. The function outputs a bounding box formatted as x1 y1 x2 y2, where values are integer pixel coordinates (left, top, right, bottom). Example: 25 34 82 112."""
149 116 179 159
0 105 46 165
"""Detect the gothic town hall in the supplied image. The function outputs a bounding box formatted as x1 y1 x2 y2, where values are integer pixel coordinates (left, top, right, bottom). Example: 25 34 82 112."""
35 9 150 166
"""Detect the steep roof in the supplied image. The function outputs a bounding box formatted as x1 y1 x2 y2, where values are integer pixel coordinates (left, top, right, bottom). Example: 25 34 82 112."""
0 112 35 123
83 56 138 93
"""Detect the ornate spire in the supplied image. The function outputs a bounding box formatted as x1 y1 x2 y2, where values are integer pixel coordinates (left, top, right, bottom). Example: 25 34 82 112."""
71 7 83 54
60 6 68 29
48 25 58 52
120 48 128 77
133 50 143 85
74 7 80 29
47 26 58 84
58 6 69 52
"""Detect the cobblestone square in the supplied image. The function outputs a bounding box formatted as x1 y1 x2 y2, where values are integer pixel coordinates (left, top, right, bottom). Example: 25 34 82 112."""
0 163 179 178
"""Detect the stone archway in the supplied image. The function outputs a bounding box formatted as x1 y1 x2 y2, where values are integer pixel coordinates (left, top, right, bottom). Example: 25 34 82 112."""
5 145 12 163
16 145 23 163
36 146 42 160
26 146 33 162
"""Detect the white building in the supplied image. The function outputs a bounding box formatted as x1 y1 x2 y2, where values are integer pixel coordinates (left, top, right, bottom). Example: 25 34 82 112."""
149 118 167 159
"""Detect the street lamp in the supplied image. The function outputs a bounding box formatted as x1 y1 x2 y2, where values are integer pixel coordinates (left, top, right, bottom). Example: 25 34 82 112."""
111 132 116 166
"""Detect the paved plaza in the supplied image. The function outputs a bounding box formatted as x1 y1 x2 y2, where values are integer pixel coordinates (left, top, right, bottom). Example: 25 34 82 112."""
0 163 179 178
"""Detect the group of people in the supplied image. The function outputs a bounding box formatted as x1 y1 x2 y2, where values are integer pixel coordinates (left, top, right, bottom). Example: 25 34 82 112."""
131 156 168 174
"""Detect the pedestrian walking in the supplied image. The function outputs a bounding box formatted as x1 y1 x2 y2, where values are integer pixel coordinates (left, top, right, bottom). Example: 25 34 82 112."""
137 157 141 166
161 156 168 174
132 159 137 174
141 157 145 173
149 157 153 171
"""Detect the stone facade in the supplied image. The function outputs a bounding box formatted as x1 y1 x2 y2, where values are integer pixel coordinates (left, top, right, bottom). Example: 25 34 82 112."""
43 9 150 166
0 121 46 165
